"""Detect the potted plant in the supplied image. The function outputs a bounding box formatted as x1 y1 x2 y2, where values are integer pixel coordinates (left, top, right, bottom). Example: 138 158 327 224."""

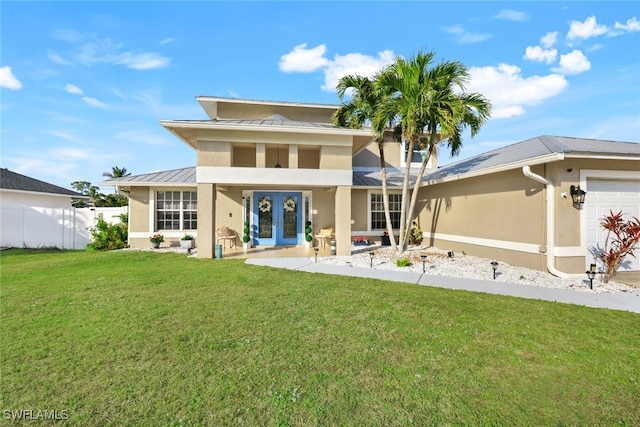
180 234 195 249
150 233 164 249
381 231 391 246
304 221 313 248
242 221 251 250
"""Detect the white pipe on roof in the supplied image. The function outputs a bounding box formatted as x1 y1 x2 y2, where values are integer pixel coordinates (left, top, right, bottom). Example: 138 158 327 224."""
522 165 580 279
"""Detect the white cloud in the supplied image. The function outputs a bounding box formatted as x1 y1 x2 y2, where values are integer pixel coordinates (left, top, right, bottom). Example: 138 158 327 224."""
82 96 106 108
49 131 81 143
159 37 175 45
115 52 170 70
495 9 528 22
279 44 396 92
48 51 73 66
0 66 22 90
468 64 568 119
279 43 329 72
322 50 395 92
613 17 640 33
49 147 91 160
64 84 83 95
567 16 608 40
551 50 591 75
523 46 558 64
442 25 492 44
540 32 558 49
49 30 170 70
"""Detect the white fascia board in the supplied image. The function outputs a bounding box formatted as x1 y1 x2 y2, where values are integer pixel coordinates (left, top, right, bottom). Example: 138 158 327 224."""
567 154 640 161
423 153 565 186
195 96 338 110
197 166 352 186
0 188 87 199
99 181 195 187
159 120 372 137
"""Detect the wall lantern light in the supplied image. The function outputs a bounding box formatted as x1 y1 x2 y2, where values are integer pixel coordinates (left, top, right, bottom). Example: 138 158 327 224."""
570 185 586 206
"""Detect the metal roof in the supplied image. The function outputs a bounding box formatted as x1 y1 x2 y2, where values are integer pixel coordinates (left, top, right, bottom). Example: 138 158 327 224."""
0 168 84 197
101 167 196 186
166 114 339 130
423 135 640 183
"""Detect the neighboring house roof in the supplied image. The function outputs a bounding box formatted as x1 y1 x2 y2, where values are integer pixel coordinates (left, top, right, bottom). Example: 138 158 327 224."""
101 166 196 187
0 168 84 197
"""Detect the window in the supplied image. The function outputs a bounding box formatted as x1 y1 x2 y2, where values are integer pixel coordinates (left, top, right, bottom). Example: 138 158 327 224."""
402 138 425 166
156 191 197 230
370 193 402 230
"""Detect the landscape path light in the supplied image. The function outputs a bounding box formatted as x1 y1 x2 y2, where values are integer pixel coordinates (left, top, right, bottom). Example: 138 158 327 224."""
314 247 319 263
586 263 597 290
421 254 427 273
491 261 499 280
369 252 375 269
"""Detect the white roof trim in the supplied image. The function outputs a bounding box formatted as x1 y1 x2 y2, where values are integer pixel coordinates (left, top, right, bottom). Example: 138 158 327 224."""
159 120 372 137
424 153 565 186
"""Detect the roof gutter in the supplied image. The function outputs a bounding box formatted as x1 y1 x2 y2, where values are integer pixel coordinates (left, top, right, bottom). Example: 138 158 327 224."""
522 165 578 279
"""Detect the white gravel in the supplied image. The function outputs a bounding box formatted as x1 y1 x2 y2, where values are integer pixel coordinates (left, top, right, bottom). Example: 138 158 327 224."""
316 245 636 294
131 244 636 294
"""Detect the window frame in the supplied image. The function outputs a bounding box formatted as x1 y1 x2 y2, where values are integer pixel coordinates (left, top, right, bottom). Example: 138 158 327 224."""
368 190 402 232
155 190 198 231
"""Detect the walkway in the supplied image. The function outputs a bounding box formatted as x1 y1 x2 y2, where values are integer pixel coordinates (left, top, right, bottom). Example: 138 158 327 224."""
246 257 640 314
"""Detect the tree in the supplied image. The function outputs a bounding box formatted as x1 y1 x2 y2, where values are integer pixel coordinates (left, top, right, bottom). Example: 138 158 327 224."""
102 166 131 206
102 166 131 179
70 180 105 207
334 74 399 251
375 50 492 251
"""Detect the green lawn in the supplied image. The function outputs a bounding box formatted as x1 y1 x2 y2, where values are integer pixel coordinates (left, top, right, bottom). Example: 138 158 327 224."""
1 249 639 426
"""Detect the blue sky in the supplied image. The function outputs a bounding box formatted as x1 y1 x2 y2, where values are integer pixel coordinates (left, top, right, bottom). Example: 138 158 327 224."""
1 1 639 190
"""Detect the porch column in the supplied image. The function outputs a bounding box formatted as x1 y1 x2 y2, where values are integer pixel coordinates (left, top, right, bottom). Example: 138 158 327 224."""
334 185 351 256
197 183 216 258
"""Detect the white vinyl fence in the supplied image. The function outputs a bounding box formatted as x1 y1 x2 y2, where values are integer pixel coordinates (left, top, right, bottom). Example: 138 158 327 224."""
0 205 128 250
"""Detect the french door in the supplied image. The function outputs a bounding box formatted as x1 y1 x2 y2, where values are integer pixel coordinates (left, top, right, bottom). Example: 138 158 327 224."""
253 192 302 245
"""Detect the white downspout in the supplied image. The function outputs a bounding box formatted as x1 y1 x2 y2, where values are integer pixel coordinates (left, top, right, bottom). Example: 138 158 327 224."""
522 166 576 278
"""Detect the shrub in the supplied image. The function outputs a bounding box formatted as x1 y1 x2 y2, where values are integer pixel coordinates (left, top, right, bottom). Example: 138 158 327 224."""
396 258 412 267
599 210 640 283
409 223 423 245
87 214 128 251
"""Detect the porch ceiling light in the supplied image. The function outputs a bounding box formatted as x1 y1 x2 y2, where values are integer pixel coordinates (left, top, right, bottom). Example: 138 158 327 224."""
570 185 586 205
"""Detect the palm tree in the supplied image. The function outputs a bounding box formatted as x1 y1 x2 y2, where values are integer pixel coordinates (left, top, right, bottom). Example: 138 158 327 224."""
102 166 131 179
375 51 492 251
334 74 399 250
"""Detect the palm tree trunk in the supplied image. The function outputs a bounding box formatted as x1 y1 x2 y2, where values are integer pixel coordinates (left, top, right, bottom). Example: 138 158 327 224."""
398 136 416 253
401 133 439 250
378 141 398 251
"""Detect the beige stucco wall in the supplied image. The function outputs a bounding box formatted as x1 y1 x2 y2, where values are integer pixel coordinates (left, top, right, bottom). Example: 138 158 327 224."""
350 189 368 232
353 142 403 169
418 167 547 270
198 141 231 166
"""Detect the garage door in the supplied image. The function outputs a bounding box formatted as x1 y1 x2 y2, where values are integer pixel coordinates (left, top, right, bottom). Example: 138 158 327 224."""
585 179 640 271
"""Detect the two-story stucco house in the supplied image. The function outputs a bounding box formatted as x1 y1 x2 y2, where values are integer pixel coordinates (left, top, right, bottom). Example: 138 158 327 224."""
103 96 640 276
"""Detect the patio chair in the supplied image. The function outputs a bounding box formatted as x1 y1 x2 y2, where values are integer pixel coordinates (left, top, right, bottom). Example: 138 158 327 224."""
216 226 237 249
314 227 334 249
